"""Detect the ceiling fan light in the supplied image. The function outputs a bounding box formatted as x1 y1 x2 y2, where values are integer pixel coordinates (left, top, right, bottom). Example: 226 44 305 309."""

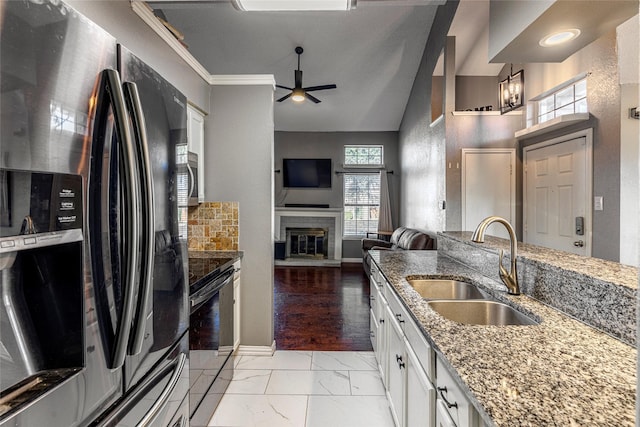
292 89 306 102
233 0 353 11
539 29 581 47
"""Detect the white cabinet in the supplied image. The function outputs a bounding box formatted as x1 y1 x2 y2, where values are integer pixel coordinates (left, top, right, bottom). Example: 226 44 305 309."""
187 104 205 202
406 343 436 427
386 304 405 426
435 357 482 427
373 270 435 427
369 265 388 383
233 260 241 349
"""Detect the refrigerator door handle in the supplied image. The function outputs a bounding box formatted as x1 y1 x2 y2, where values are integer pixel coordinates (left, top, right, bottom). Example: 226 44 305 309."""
123 81 155 356
99 69 140 369
138 352 187 426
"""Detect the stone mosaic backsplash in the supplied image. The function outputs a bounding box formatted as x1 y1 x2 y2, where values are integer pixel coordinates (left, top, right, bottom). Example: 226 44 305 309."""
188 202 238 251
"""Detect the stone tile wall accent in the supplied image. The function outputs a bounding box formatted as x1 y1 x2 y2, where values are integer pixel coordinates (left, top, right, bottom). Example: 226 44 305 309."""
188 202 239 251
438 231 637 346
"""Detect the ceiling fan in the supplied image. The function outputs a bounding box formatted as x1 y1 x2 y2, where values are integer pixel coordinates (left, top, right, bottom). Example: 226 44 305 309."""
276 46 337 104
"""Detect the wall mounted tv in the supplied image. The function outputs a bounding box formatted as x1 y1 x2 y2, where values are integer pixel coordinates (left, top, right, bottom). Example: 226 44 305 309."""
283 158 332 188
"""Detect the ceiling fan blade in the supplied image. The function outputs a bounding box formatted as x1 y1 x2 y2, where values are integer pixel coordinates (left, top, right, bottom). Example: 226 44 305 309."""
305 93 321 104
276 93 292 102
276 84 293 91
295 70 303 88
303 84 337 92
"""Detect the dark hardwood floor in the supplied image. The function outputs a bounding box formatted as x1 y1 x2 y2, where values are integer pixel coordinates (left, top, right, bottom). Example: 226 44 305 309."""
274 264 373 351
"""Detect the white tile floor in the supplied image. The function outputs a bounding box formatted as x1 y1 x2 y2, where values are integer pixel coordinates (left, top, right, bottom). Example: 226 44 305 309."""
206 351 395 427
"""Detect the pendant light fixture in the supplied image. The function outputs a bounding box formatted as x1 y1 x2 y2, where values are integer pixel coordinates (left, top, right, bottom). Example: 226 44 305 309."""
499 65 524 114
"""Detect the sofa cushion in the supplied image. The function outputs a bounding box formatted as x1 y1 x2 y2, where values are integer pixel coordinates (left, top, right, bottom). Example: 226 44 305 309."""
361 226 435 276
397 228 432 250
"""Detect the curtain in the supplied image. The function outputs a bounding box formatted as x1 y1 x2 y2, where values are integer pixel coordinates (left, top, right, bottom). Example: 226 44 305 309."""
378 170 393 233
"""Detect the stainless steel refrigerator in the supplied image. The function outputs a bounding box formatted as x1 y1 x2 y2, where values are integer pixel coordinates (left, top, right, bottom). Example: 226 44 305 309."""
0 1 189 425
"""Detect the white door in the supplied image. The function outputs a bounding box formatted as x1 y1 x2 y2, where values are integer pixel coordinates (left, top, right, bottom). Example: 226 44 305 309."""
524 135 591 256
462 149 516 240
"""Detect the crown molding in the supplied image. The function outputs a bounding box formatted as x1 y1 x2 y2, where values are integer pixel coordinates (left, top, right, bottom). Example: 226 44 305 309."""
209 75 276 88
131 1 212 83
131 1 274 89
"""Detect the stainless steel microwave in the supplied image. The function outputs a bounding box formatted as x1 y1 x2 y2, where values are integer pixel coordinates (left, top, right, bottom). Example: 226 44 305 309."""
187 151 199 206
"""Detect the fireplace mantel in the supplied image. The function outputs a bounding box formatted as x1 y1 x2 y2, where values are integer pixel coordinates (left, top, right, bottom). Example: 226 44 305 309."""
274 207 343 266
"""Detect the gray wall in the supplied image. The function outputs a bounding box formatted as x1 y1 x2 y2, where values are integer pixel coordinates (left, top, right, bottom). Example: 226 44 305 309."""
444 114 523 233
67 0 210 111
275 131 400 259
516 30 622 261
398 2 458 237
400 1 627 263
205 85 275 347
455 76 500 112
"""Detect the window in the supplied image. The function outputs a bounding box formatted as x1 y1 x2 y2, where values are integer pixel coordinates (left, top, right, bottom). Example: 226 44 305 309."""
344 145 383 166
343 145 383 236
529 76 588 126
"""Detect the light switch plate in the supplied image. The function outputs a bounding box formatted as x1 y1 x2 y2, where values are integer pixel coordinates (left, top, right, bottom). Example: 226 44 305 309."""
594 196 603 211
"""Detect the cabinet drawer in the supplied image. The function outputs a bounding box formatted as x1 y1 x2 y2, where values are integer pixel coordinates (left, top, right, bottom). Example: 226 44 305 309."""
385 284 408 331
436 358 479 427
369 308 378 351
384 282 434 382
370 279 386 318
404 312 435 382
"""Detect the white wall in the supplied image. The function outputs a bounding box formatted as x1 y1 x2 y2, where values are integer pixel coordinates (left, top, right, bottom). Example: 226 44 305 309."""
205 85 275 347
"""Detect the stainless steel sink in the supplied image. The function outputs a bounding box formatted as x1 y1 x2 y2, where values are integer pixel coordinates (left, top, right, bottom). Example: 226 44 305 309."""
427 300 538 326
407 278 488 300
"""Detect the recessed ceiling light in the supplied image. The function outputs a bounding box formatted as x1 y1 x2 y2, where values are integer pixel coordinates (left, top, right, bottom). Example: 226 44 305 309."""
233 0 356 11
539 29 581 47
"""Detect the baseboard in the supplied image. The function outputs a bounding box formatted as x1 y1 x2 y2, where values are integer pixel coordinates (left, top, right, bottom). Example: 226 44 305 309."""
235 341 276 356
275 259 341 267
341 258 363 264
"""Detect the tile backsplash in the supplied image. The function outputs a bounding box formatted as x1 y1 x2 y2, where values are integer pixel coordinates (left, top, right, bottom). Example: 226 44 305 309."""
188 202 239 251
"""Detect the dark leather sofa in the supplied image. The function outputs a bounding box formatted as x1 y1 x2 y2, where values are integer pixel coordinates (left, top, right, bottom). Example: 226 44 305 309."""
361 226 435 277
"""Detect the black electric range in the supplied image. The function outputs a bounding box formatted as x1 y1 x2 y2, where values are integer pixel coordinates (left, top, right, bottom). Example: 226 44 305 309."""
188 257 235 293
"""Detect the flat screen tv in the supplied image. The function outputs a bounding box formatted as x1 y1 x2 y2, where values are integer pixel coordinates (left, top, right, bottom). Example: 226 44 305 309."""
283 158 332 188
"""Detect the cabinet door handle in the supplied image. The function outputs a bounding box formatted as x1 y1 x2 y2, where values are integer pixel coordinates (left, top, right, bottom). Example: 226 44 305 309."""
395 354 405 369
437 386 458 409
379 318 384 324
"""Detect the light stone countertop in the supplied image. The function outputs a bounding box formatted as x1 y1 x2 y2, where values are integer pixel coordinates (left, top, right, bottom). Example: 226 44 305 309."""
369 250 636 427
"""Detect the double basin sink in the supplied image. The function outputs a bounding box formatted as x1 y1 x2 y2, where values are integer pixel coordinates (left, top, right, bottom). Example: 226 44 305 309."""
407 278 538 326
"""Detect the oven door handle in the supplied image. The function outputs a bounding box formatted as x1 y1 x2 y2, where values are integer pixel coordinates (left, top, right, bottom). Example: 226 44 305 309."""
190 268 234 310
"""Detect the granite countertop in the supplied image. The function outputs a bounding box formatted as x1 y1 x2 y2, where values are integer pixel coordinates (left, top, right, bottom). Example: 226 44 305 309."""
369 250 636 427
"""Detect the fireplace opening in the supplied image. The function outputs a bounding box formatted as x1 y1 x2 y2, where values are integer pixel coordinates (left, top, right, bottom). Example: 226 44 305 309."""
286 228 329 259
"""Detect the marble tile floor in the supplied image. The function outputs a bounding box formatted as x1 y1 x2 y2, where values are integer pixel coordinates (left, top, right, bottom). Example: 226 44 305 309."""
205 350 395 427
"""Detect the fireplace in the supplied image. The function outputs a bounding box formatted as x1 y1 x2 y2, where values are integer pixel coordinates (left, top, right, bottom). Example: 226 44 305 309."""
286 228 329 259
274 207 343 266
